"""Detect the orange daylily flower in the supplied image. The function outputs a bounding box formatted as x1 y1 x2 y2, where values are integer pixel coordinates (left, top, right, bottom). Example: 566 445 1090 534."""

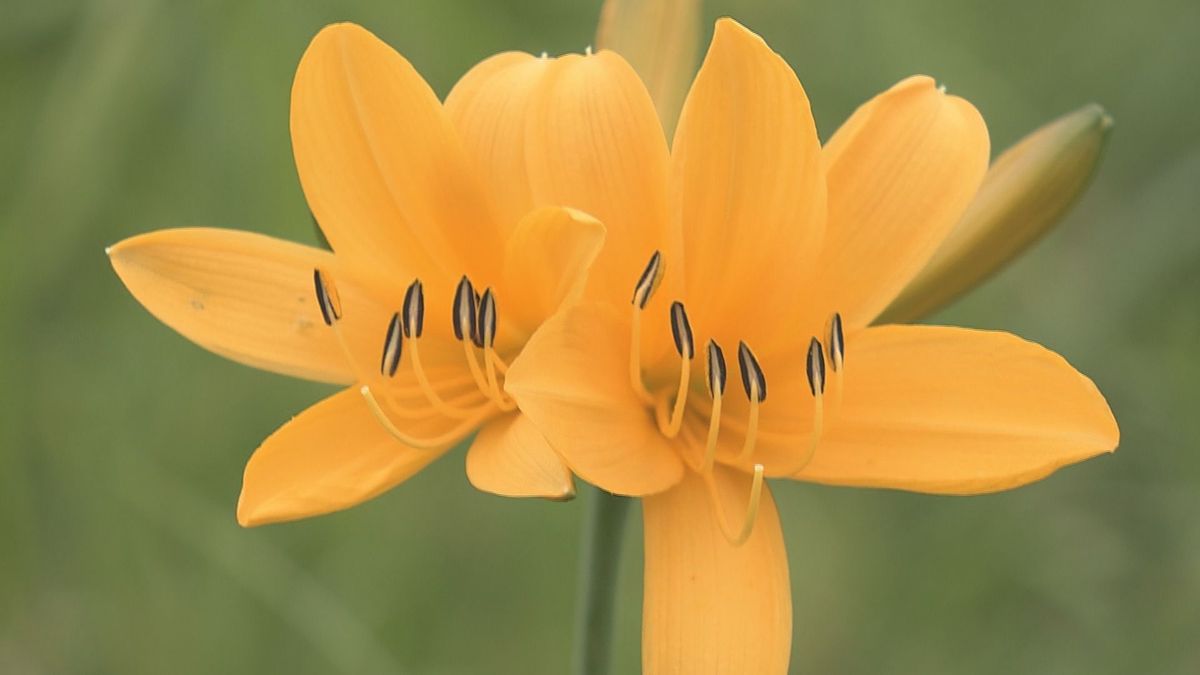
450 19 1120 673
108 23 610 526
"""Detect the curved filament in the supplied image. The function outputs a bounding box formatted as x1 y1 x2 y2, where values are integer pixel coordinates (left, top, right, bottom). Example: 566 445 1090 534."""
735 382 761 462
361 386 493 449
702 464 765 546
701 393 723 473
409 336 479 420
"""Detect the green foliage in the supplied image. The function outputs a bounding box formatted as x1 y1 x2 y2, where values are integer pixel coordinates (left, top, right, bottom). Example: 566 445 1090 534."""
1 0 1197 673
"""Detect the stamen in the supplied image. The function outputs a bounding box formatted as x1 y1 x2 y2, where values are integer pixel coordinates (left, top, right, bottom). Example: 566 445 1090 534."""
380 312 403 377
452 276 477 343
660 301 694 438
702 464 765 546
735 341 765 462
629 251 664 404
452 276 494 397
828 312 845 411
403 279 478 420
797 337 826 469
478 288 498 350
480 288 516 412
311 268 375 386
313 268 342 326
669 301 695 360
402 280 425 338
361 385 493 449
806 336 826 397
702 340 727 473
632 251 664 310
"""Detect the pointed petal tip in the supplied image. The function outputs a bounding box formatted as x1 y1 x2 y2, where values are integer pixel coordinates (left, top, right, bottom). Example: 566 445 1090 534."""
711 16 768 50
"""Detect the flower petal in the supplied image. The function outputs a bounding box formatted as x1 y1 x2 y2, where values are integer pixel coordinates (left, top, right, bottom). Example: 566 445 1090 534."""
818 76 990 329
237 387 460 526
524 49 675 308
504 303 684 496
466 413 575 500
795 325 1119 493
642 468 791 675
291 23 502 286
502 206 606 339
107 227 391 385
672 18 826 354
444 51 551 232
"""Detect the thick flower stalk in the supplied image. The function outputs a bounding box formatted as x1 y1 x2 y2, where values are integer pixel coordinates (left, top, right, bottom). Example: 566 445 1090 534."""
109 24 608 525
457 19 1122 674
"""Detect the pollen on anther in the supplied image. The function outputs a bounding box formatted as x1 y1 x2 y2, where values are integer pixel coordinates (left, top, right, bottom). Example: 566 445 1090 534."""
806 337 827 396
632 251 664 309
313 268 342 326
478 289 498 349
669 301 694 360
737 341 767 403
381 312 403 377
705 340 727 398
828 312 845 372
402 280 425 338
452 276 477 342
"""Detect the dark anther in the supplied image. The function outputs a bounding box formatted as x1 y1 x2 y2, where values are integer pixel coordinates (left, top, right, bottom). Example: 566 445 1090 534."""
402 279 425 338
705 340 727 398
452 276 477 342
806 337 826 396
669 301 694 360
478 288 498 349
737 341 767 403
381 313 403 377
313 269 341 326
632 251 664 309
828 312 845 372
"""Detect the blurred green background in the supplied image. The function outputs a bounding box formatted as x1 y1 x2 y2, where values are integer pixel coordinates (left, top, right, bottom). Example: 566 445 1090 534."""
2 0 1198 672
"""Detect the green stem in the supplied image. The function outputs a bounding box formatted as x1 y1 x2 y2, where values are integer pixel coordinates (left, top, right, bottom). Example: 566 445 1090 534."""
571 485 632 675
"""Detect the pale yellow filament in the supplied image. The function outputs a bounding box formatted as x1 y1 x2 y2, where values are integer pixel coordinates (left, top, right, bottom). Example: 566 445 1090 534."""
702 464 765 546
461 339 495 401
833 364 844 414
483 345 517 412
409 336 478 420
662 356 691 438
795 390 824 470
701 392 723 473
735 381 761 462
361 386 493 449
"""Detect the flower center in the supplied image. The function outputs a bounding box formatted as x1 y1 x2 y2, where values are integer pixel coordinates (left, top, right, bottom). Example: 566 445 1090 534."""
626 252 849 545
312 268 515 450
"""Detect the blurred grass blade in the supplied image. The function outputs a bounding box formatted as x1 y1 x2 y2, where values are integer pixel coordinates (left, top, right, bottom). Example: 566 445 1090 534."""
878 104 1113 324
595 0 701 136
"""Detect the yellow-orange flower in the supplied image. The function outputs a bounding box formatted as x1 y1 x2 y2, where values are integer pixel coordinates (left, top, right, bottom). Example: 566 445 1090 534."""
448 18 1121 673
108 24 610 525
